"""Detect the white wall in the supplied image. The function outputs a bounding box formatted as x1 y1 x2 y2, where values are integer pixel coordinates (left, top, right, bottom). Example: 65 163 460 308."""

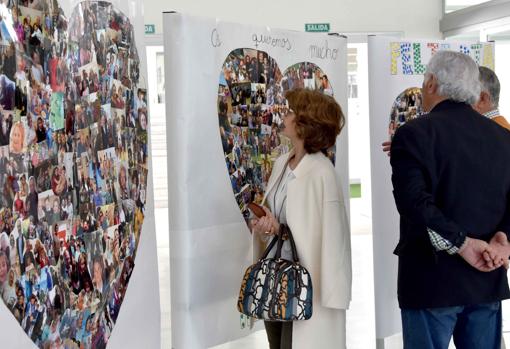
143 0 443 38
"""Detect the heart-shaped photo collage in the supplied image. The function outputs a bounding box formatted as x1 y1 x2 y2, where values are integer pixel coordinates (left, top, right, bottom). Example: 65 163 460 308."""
388 87 423 140
0 1 148 348
218 49 333 220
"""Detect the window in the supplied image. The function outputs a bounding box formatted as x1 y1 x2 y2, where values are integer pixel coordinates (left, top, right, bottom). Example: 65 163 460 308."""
156 52 166 104
444 0 491 13
348 47 359 99
492 33 510 119
347 43 369 193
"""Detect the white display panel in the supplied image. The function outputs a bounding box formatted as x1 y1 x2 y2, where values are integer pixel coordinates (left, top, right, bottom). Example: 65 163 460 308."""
163 12 349 348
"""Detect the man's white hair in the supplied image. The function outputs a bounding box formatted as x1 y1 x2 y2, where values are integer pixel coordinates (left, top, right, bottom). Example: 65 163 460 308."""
425 50 481 105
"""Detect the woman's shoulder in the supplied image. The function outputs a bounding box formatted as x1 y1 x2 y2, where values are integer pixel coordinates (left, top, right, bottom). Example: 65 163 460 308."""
308 153 340 189
307 152 336 176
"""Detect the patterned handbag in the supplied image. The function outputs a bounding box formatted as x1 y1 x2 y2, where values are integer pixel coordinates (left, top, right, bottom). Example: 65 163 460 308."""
237 224 313 321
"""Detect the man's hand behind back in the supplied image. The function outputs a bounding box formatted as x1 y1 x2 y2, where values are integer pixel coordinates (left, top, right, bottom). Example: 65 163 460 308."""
483 231 510 270
459 237 500 272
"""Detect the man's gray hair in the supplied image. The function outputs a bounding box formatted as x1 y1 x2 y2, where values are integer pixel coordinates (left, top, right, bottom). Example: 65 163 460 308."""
425 51 481 105
479 66 500 107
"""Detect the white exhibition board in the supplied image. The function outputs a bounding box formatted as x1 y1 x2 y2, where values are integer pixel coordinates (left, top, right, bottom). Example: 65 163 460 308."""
163 12 349 349
0 1 160 348
368 36 495 341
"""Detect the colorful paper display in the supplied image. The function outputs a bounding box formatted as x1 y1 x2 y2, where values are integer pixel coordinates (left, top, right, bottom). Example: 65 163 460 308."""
390 42 495 75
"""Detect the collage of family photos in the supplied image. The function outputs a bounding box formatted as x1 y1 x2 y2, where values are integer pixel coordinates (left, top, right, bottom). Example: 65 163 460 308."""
0 1 148 348
388 87 423 140
282 62 334 97
218 50 333 219
282 62 336 163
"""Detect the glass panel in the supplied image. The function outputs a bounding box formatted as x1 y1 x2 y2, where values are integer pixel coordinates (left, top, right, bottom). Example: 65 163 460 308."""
445 0 491 13
156 52 166 104
145 45 171 348
347 43 369 193
145 47 167 208
348 47 359 99
494 40 510 124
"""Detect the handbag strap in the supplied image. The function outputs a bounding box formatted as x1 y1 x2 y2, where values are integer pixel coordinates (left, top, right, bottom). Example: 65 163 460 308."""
259 224 300 263
276 224 300 263
259 235 279 260
274 229 285 260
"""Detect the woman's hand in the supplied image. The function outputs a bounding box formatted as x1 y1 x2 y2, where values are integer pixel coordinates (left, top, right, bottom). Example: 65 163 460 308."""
251 206 280 236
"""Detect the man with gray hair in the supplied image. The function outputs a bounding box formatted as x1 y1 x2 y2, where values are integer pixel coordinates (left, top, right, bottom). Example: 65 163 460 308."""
390 50 510 348
473 66 510 130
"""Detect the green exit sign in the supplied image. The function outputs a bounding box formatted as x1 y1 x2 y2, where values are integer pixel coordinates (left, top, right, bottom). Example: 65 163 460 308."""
145 24 156 34
305 23 330 33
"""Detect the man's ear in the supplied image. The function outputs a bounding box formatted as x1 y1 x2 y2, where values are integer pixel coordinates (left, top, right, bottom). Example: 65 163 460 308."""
424 74 438 95
479 90 491 105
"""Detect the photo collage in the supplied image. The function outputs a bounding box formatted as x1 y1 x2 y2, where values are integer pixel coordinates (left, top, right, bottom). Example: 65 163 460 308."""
388 87 423 140
282 62 334 97
0 1 148 348
218 51 333 219
282 62 336 163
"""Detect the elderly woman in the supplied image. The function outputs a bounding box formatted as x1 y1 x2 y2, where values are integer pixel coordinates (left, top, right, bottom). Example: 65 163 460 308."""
251 88 351 349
